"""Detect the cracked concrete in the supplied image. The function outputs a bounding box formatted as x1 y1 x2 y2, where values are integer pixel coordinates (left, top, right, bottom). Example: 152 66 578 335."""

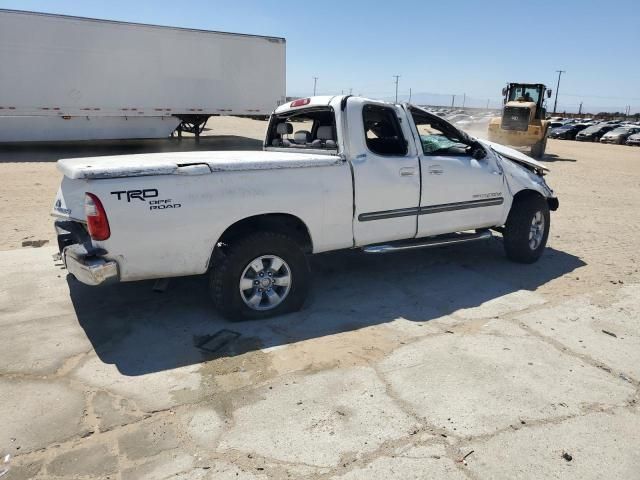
2 136 640 478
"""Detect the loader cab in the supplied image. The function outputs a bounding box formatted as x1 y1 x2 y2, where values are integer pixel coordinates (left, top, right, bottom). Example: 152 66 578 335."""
503 83 549 121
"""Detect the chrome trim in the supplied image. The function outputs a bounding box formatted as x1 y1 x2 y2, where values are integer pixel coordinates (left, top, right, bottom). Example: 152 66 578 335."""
363 230 492 254
358 198 504 222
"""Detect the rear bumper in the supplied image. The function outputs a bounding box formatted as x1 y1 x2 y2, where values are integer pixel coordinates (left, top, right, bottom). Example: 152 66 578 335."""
64 244 119 286
55 219 119 286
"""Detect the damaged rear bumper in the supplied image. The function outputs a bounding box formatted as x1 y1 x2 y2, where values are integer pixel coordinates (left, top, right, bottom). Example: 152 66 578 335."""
64 244 119 286
55 219 119 286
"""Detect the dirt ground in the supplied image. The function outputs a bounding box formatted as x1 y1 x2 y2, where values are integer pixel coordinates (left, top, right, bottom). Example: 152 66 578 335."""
1 120 640 479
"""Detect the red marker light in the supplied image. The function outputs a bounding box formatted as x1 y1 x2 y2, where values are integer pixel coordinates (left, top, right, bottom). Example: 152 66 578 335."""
290 98 311 108
84 193 110 241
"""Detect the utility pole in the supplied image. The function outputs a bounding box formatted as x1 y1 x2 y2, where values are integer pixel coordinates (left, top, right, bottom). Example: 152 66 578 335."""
486 99 490 110
462 93 466 109
552 70 565 114
578 102 583 115
408 88 412 103
451 95 455 108
349 88 353 95
393 75 400 103
312 76 318 96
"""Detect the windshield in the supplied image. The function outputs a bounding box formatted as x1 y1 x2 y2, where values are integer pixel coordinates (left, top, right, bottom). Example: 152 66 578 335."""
610 127 630 134
508 86 541 103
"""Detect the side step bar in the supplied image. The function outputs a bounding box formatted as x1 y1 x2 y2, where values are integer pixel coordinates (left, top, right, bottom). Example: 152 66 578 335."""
362 229 492 254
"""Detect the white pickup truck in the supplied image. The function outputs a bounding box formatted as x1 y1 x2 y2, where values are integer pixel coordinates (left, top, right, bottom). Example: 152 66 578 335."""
52 96 558 319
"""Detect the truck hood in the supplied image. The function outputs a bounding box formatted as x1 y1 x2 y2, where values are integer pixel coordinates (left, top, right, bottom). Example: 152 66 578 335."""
57 151 342 180
478 139 550 173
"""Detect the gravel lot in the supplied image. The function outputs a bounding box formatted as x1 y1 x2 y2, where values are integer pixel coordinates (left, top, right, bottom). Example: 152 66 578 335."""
1 118 639 479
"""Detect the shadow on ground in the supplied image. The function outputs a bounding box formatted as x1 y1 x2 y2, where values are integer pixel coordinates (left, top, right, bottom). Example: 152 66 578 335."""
69 238 585 376
0 135 262 163
543 153 577 163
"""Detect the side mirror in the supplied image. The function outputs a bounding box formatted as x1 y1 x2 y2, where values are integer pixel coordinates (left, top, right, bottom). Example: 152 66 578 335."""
501 87 508 97
547 89 552 98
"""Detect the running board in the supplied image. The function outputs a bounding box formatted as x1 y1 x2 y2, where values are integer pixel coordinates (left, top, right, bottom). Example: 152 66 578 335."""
362 230 492 254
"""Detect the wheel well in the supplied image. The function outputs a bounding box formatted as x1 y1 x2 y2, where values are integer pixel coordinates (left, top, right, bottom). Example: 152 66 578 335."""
215 214 313 255
512 189 556 211
512 189 542 204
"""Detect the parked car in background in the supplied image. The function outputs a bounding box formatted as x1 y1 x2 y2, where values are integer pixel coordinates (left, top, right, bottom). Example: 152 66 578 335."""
600 126 640 144
549 123 588 140
626 132 640 146
575 124 615 142
549 121 565 129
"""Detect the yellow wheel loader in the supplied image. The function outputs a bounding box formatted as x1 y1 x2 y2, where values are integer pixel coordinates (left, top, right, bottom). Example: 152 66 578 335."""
488 83 552 159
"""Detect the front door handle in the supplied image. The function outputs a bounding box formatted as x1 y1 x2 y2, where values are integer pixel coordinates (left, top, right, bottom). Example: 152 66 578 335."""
428 165 444 175
400 167 417 176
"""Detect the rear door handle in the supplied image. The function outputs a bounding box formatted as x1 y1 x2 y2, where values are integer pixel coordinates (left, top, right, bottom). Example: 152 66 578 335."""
400 167 417 176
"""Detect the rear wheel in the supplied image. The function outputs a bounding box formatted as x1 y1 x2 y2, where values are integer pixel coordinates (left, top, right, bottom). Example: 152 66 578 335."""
503 195 550 263
209 232 310 321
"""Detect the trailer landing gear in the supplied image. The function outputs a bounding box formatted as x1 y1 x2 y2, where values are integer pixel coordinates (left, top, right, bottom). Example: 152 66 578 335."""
173 115 210 141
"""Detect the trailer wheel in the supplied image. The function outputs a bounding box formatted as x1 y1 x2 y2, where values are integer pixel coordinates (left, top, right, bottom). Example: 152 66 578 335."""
210 232 310 321
503 194 550 264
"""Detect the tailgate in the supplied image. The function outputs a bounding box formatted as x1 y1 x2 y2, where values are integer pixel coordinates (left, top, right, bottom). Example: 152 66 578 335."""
51 177 87 222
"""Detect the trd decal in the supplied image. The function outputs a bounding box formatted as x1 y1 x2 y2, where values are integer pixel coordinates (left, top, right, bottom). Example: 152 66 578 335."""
149 199 181 210
110 189 181 210
111 189 159 202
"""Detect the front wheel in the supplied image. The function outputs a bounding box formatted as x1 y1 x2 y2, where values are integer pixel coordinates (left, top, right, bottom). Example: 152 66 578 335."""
503 195 550 263
530 136 547 159
209 232 310 320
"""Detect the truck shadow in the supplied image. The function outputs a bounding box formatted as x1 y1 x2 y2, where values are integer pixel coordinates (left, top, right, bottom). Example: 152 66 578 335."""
69 239 585 376
543 153 577 163
0 135 262 163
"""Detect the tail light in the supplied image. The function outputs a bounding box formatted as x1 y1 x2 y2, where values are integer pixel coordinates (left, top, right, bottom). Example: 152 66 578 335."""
84 193 110 240
290 98 310 108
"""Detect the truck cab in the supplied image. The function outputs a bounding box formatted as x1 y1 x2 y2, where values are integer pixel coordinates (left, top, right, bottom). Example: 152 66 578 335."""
265 95 553 247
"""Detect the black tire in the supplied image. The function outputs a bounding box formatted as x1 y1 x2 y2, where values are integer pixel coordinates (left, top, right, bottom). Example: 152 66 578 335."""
530 135 547 159
503 194 550 264
210 231 310 321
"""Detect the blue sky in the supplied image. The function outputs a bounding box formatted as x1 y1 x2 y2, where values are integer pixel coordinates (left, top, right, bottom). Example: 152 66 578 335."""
2 0 639 113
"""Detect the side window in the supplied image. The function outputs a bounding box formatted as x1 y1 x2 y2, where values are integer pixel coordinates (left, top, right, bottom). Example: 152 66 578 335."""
362 104 407 156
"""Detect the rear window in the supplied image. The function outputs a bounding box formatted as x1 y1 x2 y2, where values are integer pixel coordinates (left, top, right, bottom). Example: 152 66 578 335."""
267 107 337 150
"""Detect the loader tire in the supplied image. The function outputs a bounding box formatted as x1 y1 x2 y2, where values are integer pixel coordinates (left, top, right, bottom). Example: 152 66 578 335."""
210 232 310 321
530 136 547 159
503 194 550 264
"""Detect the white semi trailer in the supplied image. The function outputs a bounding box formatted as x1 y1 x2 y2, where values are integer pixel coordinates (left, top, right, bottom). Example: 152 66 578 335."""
0 9 286 142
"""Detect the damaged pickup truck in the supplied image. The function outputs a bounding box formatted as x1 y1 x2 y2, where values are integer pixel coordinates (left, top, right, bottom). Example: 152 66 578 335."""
52 96 558 320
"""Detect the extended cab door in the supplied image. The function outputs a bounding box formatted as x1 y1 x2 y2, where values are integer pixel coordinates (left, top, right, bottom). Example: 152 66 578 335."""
407 106 506 237
346 99 420 246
